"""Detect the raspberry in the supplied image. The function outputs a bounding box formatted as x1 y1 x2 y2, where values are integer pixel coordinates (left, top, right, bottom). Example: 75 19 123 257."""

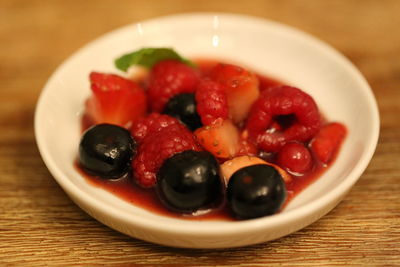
246 85 321 152
195 79 229 125
148 60 199 112
277 142 313 174
130 113 182 143
132 124 201 188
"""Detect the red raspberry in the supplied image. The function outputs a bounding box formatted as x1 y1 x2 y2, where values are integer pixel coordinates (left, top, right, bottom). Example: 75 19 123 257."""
195 79 229 125
246 85 321 152
148 60 199 112
130 113 182 143
277 142 313 174
132 124 201 188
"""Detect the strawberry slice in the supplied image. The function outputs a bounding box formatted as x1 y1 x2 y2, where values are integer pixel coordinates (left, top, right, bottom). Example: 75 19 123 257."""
309 122 347 164
85 72 147 129
194 119 239 159
208 63 260 124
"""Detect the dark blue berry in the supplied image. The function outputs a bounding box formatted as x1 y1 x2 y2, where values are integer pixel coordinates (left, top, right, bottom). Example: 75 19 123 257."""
163 93 202 131
227 164 286 219
79 124 135 179
157 150 223 213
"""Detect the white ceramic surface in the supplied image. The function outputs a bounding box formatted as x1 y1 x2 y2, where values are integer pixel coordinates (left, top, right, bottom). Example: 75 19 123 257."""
34 13 379 248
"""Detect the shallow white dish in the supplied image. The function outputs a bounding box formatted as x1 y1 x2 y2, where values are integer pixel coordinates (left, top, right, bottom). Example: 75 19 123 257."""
35 13 379 248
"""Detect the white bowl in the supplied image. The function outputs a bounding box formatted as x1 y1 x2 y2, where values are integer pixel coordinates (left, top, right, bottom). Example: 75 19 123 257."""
35 13 379 248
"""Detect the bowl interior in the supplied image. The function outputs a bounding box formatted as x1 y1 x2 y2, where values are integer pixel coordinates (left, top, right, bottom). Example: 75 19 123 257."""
35 13 379 243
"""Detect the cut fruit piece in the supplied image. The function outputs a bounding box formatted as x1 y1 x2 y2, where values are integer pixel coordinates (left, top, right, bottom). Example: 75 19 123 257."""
309 122 347 164
220 155 292 184
209 63 260 124
85 72 147 128
194 119 239 159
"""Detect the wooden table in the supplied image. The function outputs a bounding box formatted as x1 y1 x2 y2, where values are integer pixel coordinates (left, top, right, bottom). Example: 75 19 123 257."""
1 1 399 265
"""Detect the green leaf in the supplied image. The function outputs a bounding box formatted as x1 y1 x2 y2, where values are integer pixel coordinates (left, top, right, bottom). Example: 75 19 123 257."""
115 47 195 71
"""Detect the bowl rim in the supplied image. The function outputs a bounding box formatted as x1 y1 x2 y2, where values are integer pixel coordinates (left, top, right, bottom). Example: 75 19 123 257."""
34 12 380 237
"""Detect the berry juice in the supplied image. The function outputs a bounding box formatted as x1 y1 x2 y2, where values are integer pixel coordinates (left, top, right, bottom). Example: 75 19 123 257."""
77 59 345 221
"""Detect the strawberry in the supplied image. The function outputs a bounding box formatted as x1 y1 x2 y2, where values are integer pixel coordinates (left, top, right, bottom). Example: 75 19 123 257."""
309 122 347 164
147 60 199 112
85 72 147 129
208 63 260 124
194 119 239 159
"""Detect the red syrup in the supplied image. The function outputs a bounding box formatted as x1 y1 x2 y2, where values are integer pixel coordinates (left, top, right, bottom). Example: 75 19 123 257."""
283 162 327 203
76 158 329 221
75 161 233 221
78 59 345 221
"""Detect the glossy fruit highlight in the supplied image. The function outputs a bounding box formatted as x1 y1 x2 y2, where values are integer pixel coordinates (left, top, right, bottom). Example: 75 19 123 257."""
157 150 223 213
79 124 135 178
227 164 286 219
163 93 202 131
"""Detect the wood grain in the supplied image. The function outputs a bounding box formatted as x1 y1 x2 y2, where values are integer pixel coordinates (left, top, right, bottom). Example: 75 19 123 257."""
1 0 399 265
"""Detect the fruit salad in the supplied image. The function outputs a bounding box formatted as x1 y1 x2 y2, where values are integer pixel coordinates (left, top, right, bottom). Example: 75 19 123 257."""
77 48 347 220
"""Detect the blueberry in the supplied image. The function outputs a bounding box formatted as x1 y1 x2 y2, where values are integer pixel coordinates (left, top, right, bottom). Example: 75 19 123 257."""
79 124 136 179
227 164 286 219
163 93 202 131
157 150 223 213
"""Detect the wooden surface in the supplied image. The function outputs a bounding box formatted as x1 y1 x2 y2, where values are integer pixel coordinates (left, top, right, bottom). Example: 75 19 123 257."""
1 0 399 265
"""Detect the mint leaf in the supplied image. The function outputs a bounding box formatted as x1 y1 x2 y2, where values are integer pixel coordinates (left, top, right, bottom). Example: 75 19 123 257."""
115 47 195 71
